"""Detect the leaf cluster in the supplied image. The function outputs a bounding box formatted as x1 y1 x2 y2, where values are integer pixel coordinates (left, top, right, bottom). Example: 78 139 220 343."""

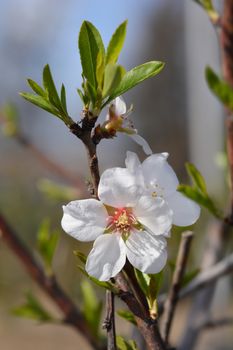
20 65 73 126
178 162 222 219
78 20 164 115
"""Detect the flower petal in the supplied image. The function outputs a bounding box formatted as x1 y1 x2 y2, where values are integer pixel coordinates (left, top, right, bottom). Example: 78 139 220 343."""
98 167 143 207
125 151 141 173
114 96 127 116
86 234 126 281
133 195 173 235
126 230 167 274
62 199 108 242
166 191 201 226
142 153 179 197
129 134 152 155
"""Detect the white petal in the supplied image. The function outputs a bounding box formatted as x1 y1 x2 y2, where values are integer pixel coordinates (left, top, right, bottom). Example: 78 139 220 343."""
62 199 108 242
166 191 200 226
142 153 179 196
125 151 141 173
126 230 167 274
133 195 173 235
114 96 127 116
98 167 143 208
129 134 153 155
86 234 126 281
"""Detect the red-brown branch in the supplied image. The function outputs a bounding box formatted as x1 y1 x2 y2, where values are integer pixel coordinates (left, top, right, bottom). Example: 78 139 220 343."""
0 213 103 350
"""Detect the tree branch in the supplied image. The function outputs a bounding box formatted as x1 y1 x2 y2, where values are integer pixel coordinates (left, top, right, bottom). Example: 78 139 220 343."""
0 213 102 350
103 291 117 350
199 317 233 330
161 231 193 344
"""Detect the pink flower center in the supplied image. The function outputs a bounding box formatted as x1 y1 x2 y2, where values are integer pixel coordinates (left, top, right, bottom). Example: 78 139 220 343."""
107 208 137 236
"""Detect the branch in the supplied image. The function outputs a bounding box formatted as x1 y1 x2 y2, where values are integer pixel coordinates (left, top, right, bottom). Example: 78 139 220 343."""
179 251 233 298
0 213 102 350
103 291 117 350
199 317 233 330
161 231 193 344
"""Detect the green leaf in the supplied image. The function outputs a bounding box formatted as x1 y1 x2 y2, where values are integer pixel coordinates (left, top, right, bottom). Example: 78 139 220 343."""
178 184 222 218
116 336 139 350
106 20 128 65
105 61 164 106
117 310 136 326
186 162 207 194
134 268 150 297
103 64 126 97
206 66 233 112
60 84 68 114
78 21 105 90
81 280 103 338
148 271 163 301
19 93 59 116
37 178 78 202
194 0 219 22
43 64 62 109
27 79 46 97
37 219 59 272
77 265 116 291
0 103 19 136
73 250 87 264
12 292 53 322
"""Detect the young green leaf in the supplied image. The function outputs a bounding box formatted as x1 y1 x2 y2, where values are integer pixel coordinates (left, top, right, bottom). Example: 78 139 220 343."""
134 268 150 297
116 336 139 350
81 280 103 338
27 79 46 97
60 84 68 115
38 178 78 202
194 0 219 22
0 103 19 136
186 162 207 194
43 64 62 109
77 265 116 291
206 66 233 112
117 310 136 326
103 64 126 97
106 20 128 65
78 21 105 90
148 271 163 301
104 61 164 106
37 219 59 272
12 292 54 322
73 250 87 264
19 93 59 116
178 184 222 219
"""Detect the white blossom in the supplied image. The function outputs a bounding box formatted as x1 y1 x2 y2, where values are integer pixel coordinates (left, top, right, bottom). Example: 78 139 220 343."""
125 151 201 227
105 96 153 155
62 166 172 281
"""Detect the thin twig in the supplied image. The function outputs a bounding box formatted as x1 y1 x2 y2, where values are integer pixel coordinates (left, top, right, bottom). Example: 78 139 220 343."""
103 291 117 350
199 317 233 330
161 231 194 344
158 250 233 313
0 213 102 350
179 251 233 298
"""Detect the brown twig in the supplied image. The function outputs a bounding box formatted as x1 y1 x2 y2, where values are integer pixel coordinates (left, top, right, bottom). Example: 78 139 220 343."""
161 231 193 344
0 213 103 350
102 291 117 350
199 317 233 330
179 251 233 298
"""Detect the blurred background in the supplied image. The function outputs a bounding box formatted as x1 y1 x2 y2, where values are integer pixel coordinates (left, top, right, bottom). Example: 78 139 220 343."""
0 0 232 349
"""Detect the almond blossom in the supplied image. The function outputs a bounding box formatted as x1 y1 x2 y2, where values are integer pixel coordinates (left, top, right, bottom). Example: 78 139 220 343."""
125 151 201 227
61 166 173 281
104 96 153 155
